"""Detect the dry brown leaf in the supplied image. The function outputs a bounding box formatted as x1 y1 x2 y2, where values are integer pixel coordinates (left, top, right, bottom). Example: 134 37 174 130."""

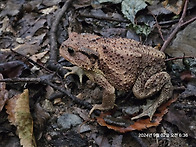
6 95 18 125
13 44 41 56
30 51 48 62
6 89 37 147
97 96 178 133
162 0 185 15
0 73 8 111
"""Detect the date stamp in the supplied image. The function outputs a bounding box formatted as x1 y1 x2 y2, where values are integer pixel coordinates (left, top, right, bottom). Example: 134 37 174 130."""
138 133 188 138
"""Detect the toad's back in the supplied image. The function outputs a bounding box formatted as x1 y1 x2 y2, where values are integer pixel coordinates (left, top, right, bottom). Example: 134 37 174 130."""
62 32 166 91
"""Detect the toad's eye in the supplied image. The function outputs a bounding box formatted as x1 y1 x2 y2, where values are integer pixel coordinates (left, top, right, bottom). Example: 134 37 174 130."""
67 47 75 55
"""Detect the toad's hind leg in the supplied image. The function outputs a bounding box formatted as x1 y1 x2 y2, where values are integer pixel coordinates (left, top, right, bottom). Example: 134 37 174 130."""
132 68 173 120
85 70 115 115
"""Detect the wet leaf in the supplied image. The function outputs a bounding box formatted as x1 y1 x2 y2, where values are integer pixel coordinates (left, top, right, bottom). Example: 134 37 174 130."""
97 96 177 133
0 74 8 111
0 61 27 78
6 94 18 125
91 133 111 147
165 20 196 65
6 89 37 147
180 84 196 98
122 0 147 23
0 0 23 17
148 3 171 15
18 14 46 38
165 106 195 138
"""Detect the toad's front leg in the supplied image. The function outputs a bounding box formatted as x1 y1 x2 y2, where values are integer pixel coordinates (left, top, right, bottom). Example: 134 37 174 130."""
85 70 116 115
132 67 173 120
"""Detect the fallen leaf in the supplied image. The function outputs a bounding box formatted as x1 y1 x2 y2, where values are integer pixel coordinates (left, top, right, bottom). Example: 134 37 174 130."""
0 16 16 35
180 84 196 98
91 133 111 147
162 0 184 15
165 106 195 138
30 51 48 63
165 20 196 66
0 74 8 111
6 89 37 147
0 61 27 78
0 0 23 17
18 14 46 38
6 94 18 125
97 96 177 133
121 0 147 23
111 135 123 147
40 6 58 15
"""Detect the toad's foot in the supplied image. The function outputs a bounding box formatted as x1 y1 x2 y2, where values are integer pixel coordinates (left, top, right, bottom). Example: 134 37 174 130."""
131 99 158 121
63 66 84 83
89 104 115 116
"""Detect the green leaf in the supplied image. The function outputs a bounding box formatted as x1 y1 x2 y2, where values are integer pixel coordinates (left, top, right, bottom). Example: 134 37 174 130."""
122 0 147 24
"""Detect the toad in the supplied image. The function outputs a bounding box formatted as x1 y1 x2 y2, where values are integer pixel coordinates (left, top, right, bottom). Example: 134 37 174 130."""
60 32 173 120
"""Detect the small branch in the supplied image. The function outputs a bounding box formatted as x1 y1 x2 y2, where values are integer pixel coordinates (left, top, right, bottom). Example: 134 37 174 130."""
160 0 193 52
49 0 73 64
0 78 41 83
11 49 52 73
151 13 165 41
181 16 196 27
79 12 129 23
165 56 195 62
0 76 98 114
44 80 94 111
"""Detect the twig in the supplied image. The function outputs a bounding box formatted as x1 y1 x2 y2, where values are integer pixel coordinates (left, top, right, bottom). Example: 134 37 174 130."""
10 48 52 73
160 0 196 52
160 0 188 52
151 13 165 41
0 76 97 113
49 0 73 64
165 56 195 62
0 78 41 83
44 80 93 110
161 0 196 52
79 12 129 23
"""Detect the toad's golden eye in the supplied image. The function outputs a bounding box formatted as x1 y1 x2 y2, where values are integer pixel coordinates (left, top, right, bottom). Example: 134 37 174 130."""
67 47 75 55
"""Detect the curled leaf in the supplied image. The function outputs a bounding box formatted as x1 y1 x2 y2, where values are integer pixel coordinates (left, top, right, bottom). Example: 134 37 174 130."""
97 96 177 133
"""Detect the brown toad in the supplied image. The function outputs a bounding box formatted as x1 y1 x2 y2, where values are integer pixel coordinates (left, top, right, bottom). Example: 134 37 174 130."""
60 32 173 120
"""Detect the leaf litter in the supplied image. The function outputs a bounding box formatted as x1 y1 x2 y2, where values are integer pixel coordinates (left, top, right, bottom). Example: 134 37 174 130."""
0 0 196 146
